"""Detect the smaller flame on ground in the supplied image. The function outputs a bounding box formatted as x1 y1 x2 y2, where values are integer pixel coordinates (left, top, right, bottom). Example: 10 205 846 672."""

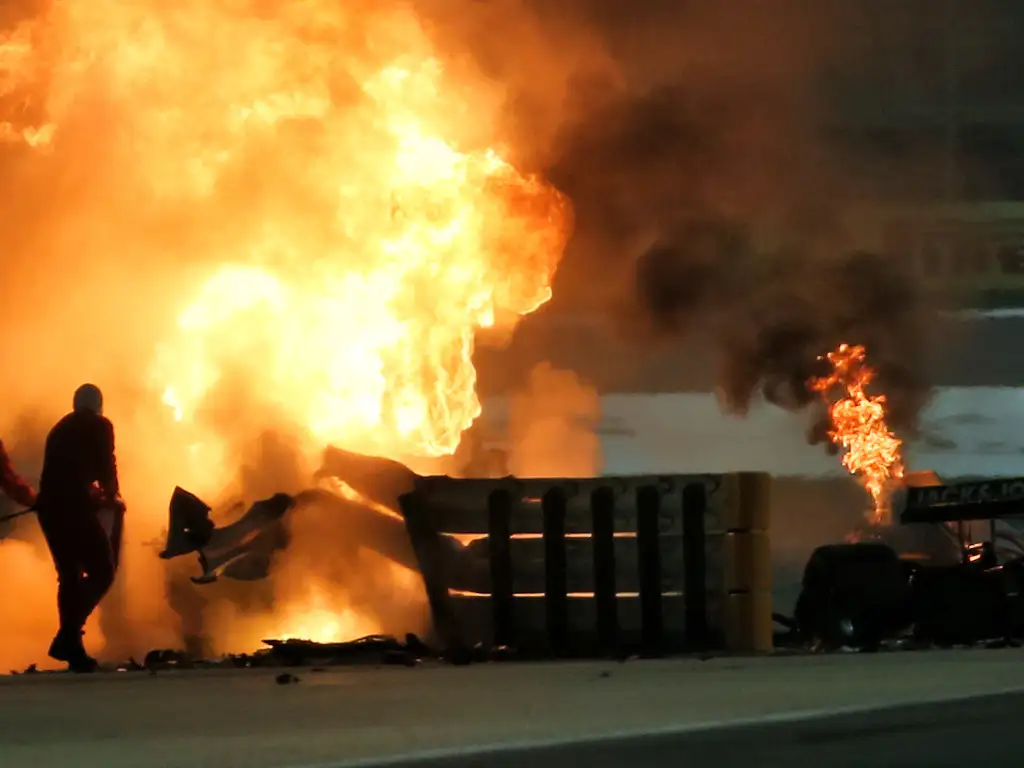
269 584 371 645
808 343 904 525
269 477 423 647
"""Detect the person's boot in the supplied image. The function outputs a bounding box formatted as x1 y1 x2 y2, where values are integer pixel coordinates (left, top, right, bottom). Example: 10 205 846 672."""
47 627 80 662
48 628 97 673
66 649 99 674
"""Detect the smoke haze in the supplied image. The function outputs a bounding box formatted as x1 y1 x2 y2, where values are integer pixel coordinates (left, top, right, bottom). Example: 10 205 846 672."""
507 362 602 478
441 0 945 438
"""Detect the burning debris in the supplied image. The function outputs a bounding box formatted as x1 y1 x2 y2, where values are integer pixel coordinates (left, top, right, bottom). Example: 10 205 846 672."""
8 633 438 675
159 450 424 586
262 633 431 667
809 343 905 524
153 447 436 655
160 488 296 584
159 448 489 601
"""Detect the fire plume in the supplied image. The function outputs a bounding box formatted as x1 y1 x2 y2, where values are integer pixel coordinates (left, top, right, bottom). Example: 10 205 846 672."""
1 1 571 460
265 584 367 647
808 343 904 524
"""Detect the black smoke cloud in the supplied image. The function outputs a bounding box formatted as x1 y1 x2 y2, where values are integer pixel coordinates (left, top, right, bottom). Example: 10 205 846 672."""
634 226 935 446
450 0 945 445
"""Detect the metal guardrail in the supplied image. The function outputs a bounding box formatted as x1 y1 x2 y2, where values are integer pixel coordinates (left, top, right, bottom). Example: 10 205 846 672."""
399 473 772 658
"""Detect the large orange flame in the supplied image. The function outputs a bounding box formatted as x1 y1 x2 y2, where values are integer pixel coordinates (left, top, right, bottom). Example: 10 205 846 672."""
808 343 904 525
1 2 570 460
1 2 571 649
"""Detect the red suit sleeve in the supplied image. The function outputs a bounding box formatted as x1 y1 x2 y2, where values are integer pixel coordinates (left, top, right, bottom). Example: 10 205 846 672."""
0 440 36 508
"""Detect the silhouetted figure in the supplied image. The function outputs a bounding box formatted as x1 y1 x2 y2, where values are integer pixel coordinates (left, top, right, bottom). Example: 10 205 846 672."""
37 383 125 673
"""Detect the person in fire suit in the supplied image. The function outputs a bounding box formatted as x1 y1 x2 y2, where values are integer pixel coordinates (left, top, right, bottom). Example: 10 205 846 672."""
0 439 37 510
37 383 125 672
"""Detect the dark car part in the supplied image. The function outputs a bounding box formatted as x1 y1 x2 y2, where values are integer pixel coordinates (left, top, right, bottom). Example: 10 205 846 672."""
794 542 912 650
911 547 1024 646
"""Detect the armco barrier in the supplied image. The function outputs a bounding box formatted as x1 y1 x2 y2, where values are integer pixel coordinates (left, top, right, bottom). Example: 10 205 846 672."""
398 472 771 658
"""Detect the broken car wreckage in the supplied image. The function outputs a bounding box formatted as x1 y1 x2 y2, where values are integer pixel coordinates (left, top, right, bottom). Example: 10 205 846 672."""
793 470 1024 651
159 447 1024 656
160 448 425 584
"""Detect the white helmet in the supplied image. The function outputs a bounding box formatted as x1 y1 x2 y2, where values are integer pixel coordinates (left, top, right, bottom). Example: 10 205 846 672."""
73 383 103 416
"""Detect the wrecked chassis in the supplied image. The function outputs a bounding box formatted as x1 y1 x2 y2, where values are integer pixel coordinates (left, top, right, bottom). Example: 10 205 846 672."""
162 449 457 586
163 452 409 580
161 449 773 659
792 472 1024 651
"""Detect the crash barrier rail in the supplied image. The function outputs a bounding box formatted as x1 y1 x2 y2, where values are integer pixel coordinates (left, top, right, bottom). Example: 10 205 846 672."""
398 473 772 658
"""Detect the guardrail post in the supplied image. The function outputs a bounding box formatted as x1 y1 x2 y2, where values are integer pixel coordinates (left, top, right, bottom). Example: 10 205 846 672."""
591 486 618 654
542 487 568 656
682 482 709 651
487 489 515 649
636 485 664 655
399 489 467 657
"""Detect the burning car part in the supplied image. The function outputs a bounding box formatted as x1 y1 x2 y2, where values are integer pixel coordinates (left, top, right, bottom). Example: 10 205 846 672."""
160 485 429 584
313 448 418 506
160 487 296 583
794 343 1024 650
794 542 911 651
794 472 1024 651
795 343 1024 651
160 448 478 587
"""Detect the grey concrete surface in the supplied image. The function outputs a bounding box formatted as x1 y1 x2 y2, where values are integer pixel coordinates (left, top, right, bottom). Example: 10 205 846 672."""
394 691 1024 768
3 650 1024 768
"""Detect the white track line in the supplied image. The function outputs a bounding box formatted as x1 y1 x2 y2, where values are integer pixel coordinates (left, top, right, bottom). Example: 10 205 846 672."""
947 308 1024 320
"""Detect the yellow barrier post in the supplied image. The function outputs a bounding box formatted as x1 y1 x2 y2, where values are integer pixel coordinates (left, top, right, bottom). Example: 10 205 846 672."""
718 472 773 653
